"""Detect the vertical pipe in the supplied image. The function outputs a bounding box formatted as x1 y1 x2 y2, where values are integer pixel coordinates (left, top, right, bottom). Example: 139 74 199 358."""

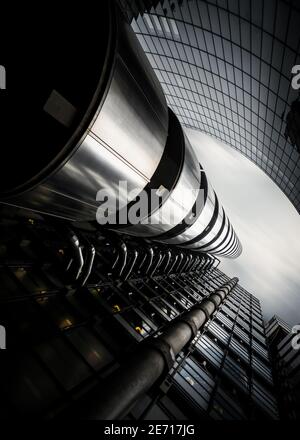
72 277 238 420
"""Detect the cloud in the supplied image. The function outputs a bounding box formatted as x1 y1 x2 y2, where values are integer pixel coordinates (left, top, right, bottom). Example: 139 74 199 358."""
186 128 300 326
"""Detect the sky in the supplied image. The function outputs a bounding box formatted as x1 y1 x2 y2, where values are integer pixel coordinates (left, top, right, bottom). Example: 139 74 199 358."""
186 128 300 326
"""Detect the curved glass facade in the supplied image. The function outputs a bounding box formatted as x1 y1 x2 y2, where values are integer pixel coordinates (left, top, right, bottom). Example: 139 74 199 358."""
131 0 300 213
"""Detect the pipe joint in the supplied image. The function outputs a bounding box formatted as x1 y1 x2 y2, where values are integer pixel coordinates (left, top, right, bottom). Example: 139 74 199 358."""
176 316 199 345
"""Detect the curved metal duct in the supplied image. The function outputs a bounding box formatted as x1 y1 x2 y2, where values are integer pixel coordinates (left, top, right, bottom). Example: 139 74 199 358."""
0 1 241 258
0 1 168 221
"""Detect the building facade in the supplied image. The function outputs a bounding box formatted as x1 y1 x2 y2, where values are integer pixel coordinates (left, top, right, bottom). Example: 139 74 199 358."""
127 0 300 213
0 0 298 422
129 268 279 420
0 212 277 420
266 315 300 419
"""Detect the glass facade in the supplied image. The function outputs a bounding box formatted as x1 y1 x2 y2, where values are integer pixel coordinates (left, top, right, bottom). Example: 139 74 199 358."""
130 0 300 213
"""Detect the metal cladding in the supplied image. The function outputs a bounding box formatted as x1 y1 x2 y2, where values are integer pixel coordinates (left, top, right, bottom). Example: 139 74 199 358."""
0 1 241 258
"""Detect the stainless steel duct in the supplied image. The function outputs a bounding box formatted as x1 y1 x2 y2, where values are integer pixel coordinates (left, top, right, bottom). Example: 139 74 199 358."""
0 1 168 221
0 1 241 258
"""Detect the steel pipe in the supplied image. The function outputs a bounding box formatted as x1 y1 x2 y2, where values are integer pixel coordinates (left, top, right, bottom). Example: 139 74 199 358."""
80 243 96 286
0 1 241 259
0 1 168 222
72 277 238 420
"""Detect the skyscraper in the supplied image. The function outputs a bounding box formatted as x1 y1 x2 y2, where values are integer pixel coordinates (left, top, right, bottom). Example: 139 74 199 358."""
0 0 298 423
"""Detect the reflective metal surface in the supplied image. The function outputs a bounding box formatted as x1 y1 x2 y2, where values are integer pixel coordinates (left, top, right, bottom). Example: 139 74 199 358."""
192 204 224 249
121 131 201 237
1 2 168 221
0 1 241 259
218 231 237 256
214 224 234 255
163 181 215 246
198 216 230 253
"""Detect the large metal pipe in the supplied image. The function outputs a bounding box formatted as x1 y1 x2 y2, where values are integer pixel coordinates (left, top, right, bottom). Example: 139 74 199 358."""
0 1 168 222
0 1 241 258
73 277 238 420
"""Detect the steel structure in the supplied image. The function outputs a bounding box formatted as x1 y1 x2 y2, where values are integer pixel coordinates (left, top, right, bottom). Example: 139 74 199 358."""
0 212 277 420
0 0 241 258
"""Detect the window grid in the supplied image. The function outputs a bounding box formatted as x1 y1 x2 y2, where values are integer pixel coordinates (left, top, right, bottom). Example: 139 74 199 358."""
133 0 300 212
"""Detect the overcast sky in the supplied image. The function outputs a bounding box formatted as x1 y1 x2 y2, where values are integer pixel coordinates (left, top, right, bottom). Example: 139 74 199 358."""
186 128 300 326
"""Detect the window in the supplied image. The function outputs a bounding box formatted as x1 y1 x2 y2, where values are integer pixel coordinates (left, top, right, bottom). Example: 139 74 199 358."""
252 339 270 361
173 357 214 412
221 304 236 321
223 355 249 392
169 19 179 38
207 320 230 345
252 355 273 384
216 312 234 331
251 380 278 419
196 334 224 368
144 14 154 32
211 385 247 420
236 317 250 332
152 15 162 33
252 328 267 345
229 338 250 363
